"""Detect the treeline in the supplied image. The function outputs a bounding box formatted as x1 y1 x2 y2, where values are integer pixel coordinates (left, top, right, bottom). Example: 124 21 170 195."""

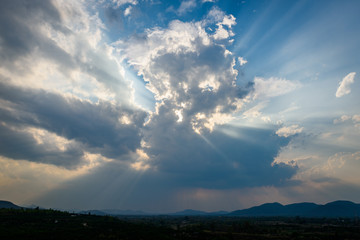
0 208 174 240
1 208 360 239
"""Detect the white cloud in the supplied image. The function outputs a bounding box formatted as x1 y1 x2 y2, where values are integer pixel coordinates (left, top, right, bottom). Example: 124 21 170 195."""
213 24 232 40
112 0 138 8
1 0 133 105
119 8 242 135
333 114 360 127
238 56 247 66
251 77 301 100
202 0 216 3
353 115 360 123
335 72 356 98
206 6 225 23
276 125 303 137
333 115 351 124
212 13 236 41
303 152 360 184
242 101 267 120
177 0 196 15
124 6 132 16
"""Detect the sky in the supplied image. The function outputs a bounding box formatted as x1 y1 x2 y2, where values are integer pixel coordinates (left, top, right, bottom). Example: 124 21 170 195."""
0 0 359 213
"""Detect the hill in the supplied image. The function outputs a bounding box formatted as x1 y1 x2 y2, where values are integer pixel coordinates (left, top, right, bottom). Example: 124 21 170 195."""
0 200 22 209
229 200 360 217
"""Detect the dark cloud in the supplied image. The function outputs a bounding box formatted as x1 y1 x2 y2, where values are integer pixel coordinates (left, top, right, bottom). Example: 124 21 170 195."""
0 123 84 169
0 0 133 104
0 81 146 167
119 15 297 190
144 105 297 189
0 0 70 65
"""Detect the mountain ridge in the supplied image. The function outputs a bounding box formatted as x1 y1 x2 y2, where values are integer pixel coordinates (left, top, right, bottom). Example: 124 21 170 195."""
2 200 360 217
0 200 22 209
229 200 360 218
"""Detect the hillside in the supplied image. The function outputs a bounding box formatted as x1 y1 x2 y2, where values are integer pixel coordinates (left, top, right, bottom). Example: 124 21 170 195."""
0 200 22 209
229 200 360 217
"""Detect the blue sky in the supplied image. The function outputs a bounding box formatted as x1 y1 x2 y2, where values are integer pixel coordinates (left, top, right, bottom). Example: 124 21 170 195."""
0 0 359 212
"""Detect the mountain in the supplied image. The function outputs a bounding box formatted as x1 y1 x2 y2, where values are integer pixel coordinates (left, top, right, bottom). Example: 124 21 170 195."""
169 209 229 216
284 202 320 215
79 209 150 216
311 200 360 218
79 210 108 216
102 209 150 215
229 200 360 218
170 209 207 216
0 200 22 209
230 202 286 217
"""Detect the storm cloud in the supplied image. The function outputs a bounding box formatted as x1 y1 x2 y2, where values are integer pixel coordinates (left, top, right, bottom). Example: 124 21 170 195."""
0 80 146 168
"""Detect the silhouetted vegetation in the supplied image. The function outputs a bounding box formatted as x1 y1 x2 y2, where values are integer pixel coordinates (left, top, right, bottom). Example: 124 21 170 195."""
1 208 360 239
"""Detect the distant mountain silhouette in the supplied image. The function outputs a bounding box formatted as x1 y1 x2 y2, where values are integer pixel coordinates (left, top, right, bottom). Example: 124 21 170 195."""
79 210 108 216
80 209 150 216
170 209 229 216
3 199 359 218
103 209 150 215
0 200 22 209
229 200 360 217
170 209 207 216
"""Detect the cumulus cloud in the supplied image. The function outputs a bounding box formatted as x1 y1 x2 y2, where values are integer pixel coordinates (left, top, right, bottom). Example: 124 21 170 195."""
300 152 360 185
276 125 303 137
336 72 356 98
250 77 301 100
117 8 297 189
119 10 242 134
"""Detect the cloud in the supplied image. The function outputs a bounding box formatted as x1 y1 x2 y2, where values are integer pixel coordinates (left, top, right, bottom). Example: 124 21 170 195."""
0 81 146 168
297 152 360 185
0 0 301 210
0 0 134 105
177 0 197 15
333 115 351 124
117 9 297 190
124 6 133 16
276 125 303 137
333 114 360 128
119 10 242 134
0 0 66 65
250 77 301 100
353 115 360 123
112 0 138 9
238 56 248 66
336 72 356 98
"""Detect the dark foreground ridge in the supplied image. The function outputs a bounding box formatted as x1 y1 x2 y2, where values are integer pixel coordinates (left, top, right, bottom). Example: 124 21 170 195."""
1 207 360 240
